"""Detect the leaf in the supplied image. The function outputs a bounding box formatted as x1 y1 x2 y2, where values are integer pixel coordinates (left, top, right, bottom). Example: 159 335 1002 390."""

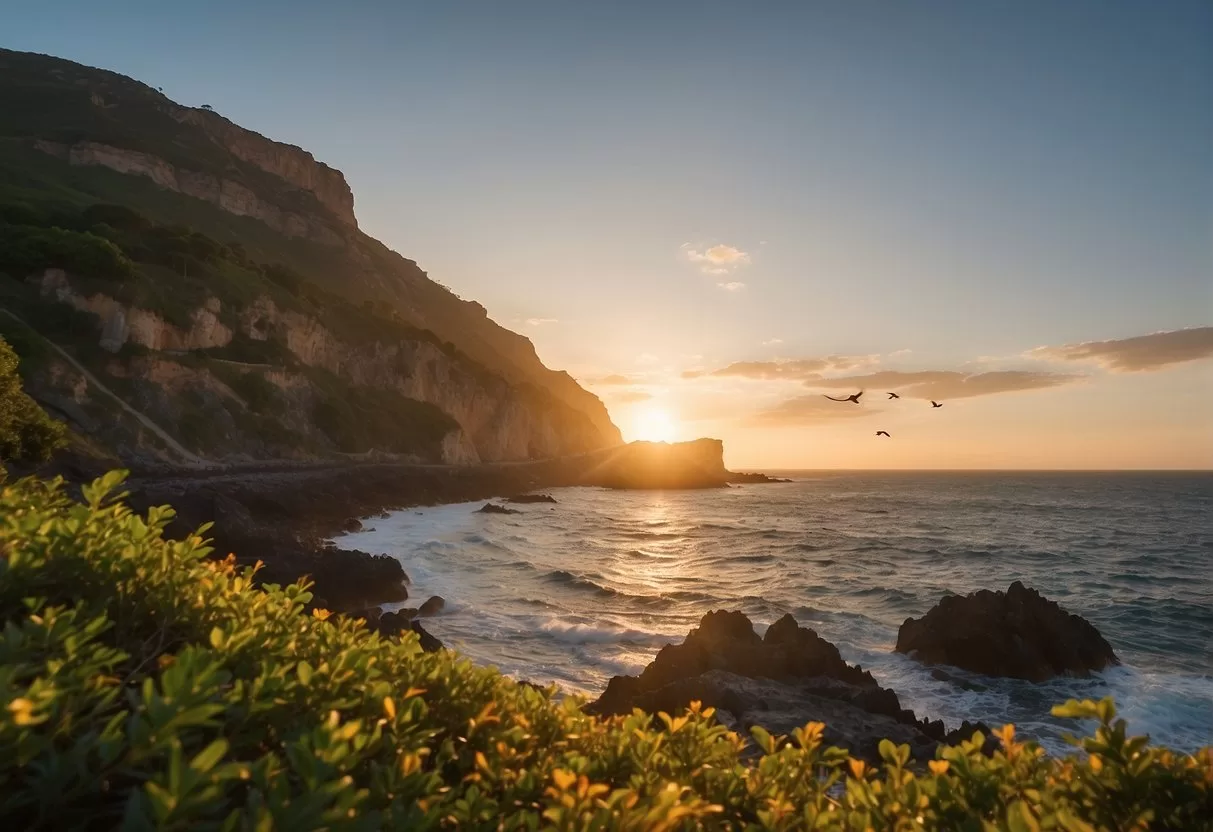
297 661 313 685
1007 800 1040 832
190 739 229 773
382 696 396 719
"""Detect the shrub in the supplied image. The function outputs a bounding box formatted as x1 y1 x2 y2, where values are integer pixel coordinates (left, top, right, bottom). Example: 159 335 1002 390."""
0 335 65 466
0 473 1209 829
0 222 134 282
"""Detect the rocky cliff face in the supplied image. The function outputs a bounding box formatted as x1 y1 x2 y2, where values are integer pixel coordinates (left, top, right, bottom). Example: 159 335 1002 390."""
34 140 345 246
172 108 357 228
0 47 621 453
36 271 601 464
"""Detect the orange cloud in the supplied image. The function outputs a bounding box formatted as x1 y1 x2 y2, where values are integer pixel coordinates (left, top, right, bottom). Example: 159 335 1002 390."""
682 243 751 275
701 355 880 381
608 390 653 404
750 395 882 425
1028 327 1213 372
584 374 635 385
811 370 1081 400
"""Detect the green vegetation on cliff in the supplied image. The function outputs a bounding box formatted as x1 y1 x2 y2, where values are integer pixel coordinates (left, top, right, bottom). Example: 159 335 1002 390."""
0 47 620 447
1 473 1208 829
0 336 64 467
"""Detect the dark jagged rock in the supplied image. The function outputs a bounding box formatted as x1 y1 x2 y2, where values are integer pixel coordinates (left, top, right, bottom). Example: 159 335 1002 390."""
476 503 520 515
727 472 793 484
589 610 977 761
506 493 558 504
417 595 446 617
896 581 1119 681
408 620 444 652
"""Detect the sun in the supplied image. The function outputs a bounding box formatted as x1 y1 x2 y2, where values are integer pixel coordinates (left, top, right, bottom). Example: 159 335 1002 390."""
630 404 679 443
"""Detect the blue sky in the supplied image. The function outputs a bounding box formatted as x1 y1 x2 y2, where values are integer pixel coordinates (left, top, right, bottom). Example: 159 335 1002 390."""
6 1 1212 466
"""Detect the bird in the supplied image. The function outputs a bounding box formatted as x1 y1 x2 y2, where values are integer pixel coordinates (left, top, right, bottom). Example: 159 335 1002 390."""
930 400 943 408
824 391 863 404
876 430 891 437
886 392 900 399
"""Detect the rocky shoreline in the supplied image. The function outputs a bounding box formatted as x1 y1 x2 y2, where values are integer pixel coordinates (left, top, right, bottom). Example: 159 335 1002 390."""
20 449 1119 758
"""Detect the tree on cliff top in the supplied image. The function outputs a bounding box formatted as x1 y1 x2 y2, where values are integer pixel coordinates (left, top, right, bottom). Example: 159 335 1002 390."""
0 335 65 467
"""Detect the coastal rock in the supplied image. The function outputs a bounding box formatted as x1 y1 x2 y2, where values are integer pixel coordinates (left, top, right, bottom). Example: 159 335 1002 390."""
476 503 520 515
417 595 446 617
506 493 558 504
896 581 1119 681
589 610 971 761
589 439 730 489
408 620 444 652
727 472 793 484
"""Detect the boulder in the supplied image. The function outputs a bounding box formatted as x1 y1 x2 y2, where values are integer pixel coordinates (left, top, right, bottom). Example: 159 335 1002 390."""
506 493 558 504
896 581 1119 681
417 595 446 617
375 610 443 652
476 503 519 515
589 610 978 761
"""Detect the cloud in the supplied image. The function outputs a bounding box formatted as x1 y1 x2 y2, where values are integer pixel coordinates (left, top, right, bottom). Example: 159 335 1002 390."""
583 374 634 386
811 370 1082 400
762 338 783 346
750 395 881 426
525 317 557 326
608 390 653 404
635 353 660 365
1027 327 1213 372
700 355 880 381
682 243 751 275
717 281 746 291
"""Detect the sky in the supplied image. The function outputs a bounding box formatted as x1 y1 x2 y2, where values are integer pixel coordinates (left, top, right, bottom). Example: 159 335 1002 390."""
6 1 1212 468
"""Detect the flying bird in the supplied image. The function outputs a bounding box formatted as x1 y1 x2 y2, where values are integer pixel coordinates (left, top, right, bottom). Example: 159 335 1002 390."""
824 391 863 404
876 431 891 437
887 392 900 399
930 400 943 408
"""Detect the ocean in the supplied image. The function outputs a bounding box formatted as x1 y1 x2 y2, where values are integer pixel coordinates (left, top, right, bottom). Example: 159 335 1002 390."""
335 472 1213 754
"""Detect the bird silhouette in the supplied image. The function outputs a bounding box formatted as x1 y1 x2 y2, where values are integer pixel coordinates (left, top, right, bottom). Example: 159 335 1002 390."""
930 400 943 408
887 392 900 399
876 430 891 437
824 391 863 404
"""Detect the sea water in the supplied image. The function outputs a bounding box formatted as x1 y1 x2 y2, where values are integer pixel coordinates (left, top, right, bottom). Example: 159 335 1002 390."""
335 472 1213 754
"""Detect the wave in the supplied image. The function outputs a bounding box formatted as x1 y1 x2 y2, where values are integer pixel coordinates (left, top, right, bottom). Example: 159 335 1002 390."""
542 570 620 597
538 618 669 647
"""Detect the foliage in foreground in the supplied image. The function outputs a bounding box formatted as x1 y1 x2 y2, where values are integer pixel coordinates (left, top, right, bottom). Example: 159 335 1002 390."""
0 335 65 468
0 475 1209 830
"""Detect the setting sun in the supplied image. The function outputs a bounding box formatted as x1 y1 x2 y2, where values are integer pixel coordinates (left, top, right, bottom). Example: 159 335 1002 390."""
629 405 679 443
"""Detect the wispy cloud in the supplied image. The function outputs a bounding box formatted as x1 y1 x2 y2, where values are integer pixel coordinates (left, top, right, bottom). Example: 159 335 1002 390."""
762 338 783 346
608 390 653 404
635 353 660 365
1027 327 1213 372
525 317 558 327
682 243 751 276
583 373 634 386
811 370 1082 400
750 395 881 426
695 355 881 381
717 281 746 291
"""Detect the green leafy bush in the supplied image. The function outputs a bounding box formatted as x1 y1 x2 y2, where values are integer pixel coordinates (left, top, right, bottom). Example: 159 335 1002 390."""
1 474 1209 829
0 222 135 282
0 335 65 466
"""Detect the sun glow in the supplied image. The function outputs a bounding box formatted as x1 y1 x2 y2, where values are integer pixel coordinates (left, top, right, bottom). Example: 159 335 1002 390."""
630 405 679 443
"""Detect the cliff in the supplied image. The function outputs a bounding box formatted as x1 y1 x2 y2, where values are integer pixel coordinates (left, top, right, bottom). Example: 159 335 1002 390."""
0 48 621 462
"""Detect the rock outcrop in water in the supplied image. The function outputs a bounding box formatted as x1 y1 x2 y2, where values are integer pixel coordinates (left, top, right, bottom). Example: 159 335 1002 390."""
589 610 989 761
895 581 1119 681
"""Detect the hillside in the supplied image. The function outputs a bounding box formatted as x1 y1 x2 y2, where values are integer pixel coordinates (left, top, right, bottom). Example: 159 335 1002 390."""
0 48 620 465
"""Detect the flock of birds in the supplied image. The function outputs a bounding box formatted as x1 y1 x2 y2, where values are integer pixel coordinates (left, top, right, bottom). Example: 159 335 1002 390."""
822 390 943 438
